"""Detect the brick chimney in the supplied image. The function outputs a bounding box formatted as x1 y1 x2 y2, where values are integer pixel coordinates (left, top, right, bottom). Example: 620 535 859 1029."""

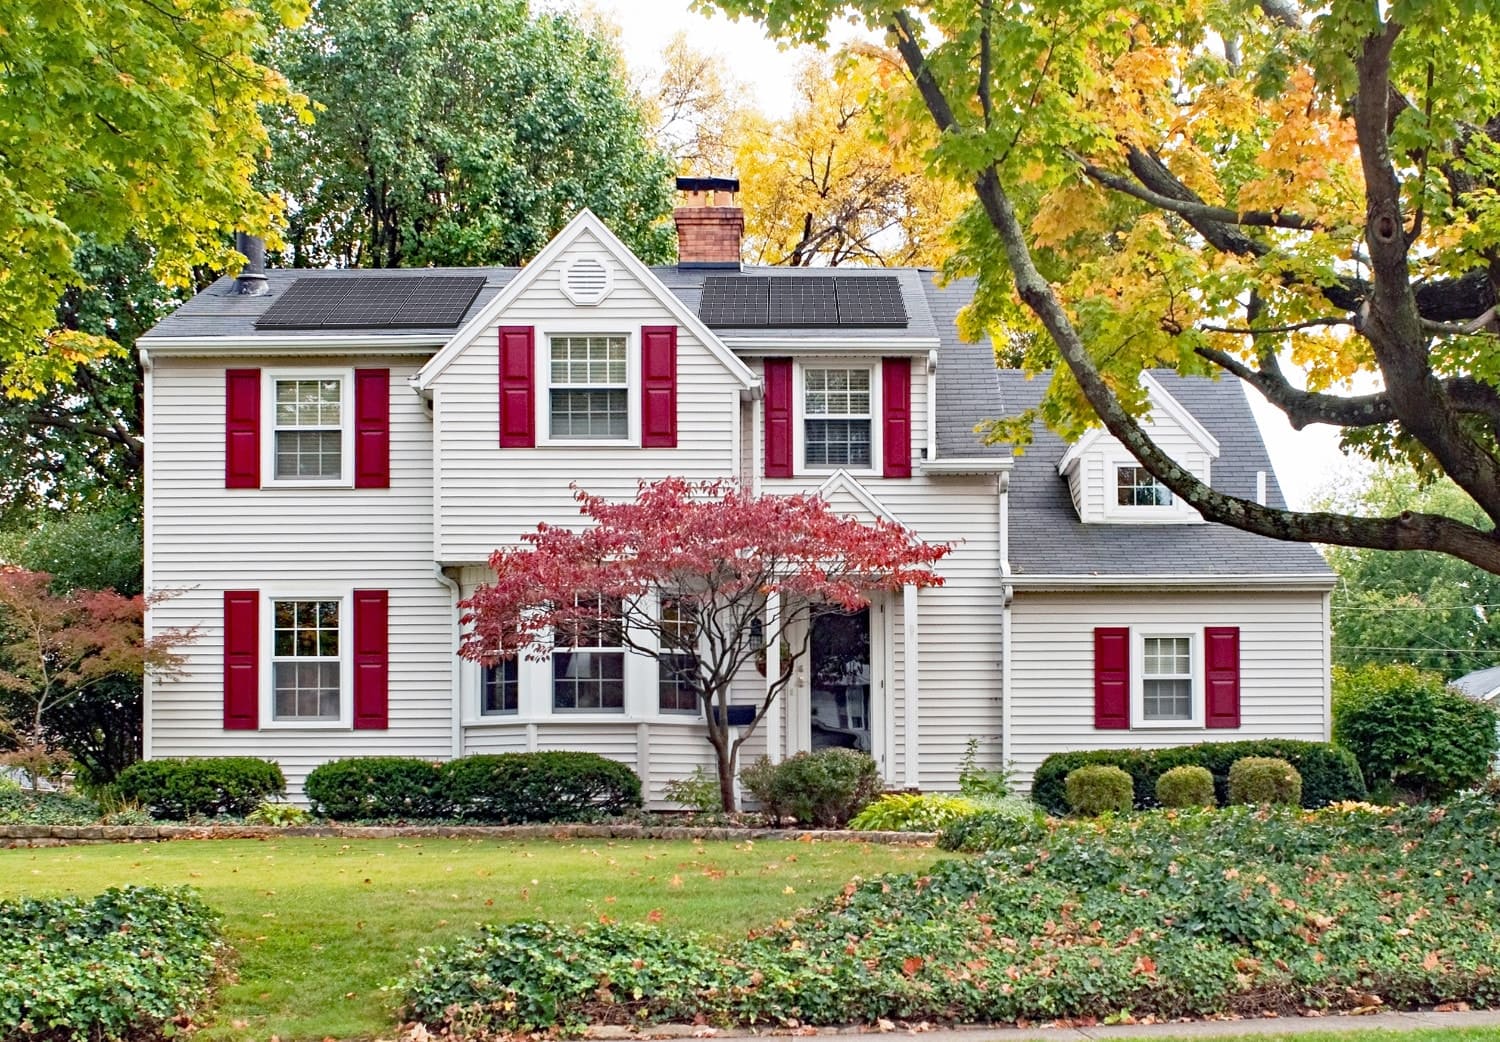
674 176 743 268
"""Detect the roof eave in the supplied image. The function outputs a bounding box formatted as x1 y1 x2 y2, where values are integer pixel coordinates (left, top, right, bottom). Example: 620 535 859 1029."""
1008 572 1336 591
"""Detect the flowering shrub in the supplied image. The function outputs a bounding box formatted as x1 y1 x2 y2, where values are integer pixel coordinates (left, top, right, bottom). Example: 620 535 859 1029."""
405 799 1500 1033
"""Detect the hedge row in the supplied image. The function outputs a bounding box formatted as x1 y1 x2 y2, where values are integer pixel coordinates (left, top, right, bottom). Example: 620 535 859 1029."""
304 752 642 823
1031 739 1365 816
115 757 286 820
0 886 220 1041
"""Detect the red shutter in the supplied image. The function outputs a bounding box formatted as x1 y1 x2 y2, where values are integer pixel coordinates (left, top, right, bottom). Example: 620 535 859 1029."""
223 590 259 730
882 357 913 478
352 589 390 729
225 369 261 488
354 368 390 488
1094 626 1130 730
764 358 793 478
1204 626 1242 728
498 326 535 447
640 325 678 447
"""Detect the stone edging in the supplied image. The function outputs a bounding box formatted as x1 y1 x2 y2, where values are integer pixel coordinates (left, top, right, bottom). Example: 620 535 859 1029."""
0 822 939 849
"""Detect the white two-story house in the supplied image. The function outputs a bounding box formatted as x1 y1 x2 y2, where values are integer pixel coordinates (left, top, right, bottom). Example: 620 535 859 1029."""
138 178 1335 802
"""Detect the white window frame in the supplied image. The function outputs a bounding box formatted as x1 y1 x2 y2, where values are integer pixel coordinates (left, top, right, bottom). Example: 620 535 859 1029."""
656 595 703 717
1102 453 1193 522
795 360 881 476
1130 627 1204 729
259 587 352 730
479 659 520 716
540 326 639 446
262 369 355 488
550 595 628 714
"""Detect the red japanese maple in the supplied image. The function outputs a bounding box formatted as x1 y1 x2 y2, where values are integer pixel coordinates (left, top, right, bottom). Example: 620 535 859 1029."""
460 478 950 811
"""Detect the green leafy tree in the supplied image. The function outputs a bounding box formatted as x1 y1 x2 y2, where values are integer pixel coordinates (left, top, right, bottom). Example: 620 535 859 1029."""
1324 468 1500 678
0 0 306 394
701 0 1500 574
266 0 676 268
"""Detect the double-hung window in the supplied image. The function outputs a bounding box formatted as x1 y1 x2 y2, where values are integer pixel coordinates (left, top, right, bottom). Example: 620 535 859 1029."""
658 598 699 714
1116 465 1173 507
273 377 345 480
481 660 519 715
550 335 628 440
804 367 872 467
271 599 341 721
1140 635 1193 722
552 595 625 711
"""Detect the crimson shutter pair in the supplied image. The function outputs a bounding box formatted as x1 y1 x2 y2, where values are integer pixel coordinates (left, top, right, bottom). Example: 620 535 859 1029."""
764 357 912 479
498 326 678 448
223 590 389 730
225 369 391 488
1093 626 1241 729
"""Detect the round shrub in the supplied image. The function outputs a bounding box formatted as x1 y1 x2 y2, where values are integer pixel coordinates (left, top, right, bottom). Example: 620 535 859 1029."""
741 749 881 827
439 752 642 823
1334 663 1498 802
1064 765 1134 816
1228 756 1302 806
303 757 443 820
847 792 980 832
115 757 285 819
1156 765 1216 808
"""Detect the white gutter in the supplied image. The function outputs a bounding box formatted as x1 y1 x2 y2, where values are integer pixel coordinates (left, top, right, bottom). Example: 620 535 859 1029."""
1008 572 1337 590
723 336 941 354
140 345 154 761
140 334 445 355
918 457 1012 475
434 564 464 759
998 470 1012 773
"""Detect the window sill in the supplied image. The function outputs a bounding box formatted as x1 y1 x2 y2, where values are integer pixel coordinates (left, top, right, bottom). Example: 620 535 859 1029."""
537 439 638 449
460 713 710 727
1129 719 1205 730
258 720 352 732
259 480 355 491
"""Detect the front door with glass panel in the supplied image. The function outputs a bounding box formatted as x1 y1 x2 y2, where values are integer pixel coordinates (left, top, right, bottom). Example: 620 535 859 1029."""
809 606 872 752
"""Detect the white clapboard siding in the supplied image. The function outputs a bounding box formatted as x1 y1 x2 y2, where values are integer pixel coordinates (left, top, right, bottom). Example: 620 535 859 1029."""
1007 590 1330 787
431 230 743 562
146 356 456 801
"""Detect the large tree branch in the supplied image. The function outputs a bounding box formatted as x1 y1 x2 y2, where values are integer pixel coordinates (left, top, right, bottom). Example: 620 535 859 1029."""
1075 153 1321 232
886 7 1500 572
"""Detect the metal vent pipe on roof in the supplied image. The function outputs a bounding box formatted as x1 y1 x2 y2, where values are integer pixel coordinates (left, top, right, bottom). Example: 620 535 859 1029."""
233 232 269 296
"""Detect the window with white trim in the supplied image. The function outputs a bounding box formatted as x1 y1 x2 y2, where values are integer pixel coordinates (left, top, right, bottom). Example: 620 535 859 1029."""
658 598 699 714
481 660 519 715
552 595 625 711
1116 465 1173 507
273 377 345 480
804 366 872 467
272 599 341 721
1141 635 1193 722
549 335 628 440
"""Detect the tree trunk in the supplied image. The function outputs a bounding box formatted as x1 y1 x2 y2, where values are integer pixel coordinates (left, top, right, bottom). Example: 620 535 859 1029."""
716 744 738 814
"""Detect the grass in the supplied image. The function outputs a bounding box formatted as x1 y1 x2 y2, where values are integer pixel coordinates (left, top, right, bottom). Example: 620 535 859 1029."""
1129 1032 1500 1042
0 835 939 1041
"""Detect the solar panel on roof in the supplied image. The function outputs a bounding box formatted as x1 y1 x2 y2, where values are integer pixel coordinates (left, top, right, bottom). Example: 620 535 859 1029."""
255 276 485 330
699 276 769 327
769 277 838 326
834 276 907 327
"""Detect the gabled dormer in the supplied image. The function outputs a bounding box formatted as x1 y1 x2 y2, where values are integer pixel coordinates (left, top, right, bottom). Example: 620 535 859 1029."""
1056 373 1219 524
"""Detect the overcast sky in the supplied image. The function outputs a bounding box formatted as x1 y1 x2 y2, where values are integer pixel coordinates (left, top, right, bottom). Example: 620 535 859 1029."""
589 0 1353 508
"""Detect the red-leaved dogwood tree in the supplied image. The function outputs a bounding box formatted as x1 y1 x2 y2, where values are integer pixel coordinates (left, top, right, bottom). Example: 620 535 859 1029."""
459 478 950 811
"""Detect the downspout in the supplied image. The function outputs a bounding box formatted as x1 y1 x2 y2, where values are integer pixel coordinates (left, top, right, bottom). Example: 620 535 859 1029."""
140 346 154 761
925 350 938 462
998 470 1013 775
435 564 463 760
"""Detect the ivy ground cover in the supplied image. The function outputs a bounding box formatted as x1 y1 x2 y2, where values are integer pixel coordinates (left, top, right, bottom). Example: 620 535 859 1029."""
0 836 937 1041
406 802 1500 1034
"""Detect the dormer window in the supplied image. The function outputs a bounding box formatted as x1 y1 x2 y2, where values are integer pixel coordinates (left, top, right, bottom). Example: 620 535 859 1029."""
1116 465 1173 508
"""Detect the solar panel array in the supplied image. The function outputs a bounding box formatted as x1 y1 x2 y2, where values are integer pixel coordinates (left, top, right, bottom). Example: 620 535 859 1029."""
698 275 907 328
255 276 486 330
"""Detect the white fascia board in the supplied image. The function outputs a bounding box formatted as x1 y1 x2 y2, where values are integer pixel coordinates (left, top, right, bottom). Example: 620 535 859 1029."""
1008 572 1337 591
918 457 1013 475
724 336 941 355
1141 372 1221 457
139 334 445 356
813 469 904 525
416 209 755 391
1056 427 1104 476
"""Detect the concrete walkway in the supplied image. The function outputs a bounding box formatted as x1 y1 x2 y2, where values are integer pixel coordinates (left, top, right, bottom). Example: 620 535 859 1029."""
588 1008 1500 1040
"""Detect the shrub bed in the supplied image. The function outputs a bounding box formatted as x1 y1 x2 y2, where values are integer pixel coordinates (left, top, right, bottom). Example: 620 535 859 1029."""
440 752 642 823
847 792 979 832
739 749 880 827
0 886 220 1041
405 800 1500 1033
1032 739 1364 815
115 757 285 820
304 757 444 820
0 784 103 826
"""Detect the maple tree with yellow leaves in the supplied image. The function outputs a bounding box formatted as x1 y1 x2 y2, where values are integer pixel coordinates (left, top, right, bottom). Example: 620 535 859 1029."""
702 0 1500 573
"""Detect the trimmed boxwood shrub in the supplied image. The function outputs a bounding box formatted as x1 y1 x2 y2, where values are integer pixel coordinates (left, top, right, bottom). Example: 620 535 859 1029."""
1 886 220 1041
1156 764 1216 808
115 757 285 819
1032 739 1364 815
740 749 881 827
439 752 642 823
1064 765 1134 815
1228 756 1302 806
303 757 444 821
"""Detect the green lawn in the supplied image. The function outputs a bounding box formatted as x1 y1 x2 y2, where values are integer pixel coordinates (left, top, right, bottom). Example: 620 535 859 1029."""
1121 1032 1500 1042
0 836 938 1041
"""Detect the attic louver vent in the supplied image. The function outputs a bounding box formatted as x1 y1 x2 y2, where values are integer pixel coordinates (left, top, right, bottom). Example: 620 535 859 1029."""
561 256 612 305
255 276 485 330
698 275 907 328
